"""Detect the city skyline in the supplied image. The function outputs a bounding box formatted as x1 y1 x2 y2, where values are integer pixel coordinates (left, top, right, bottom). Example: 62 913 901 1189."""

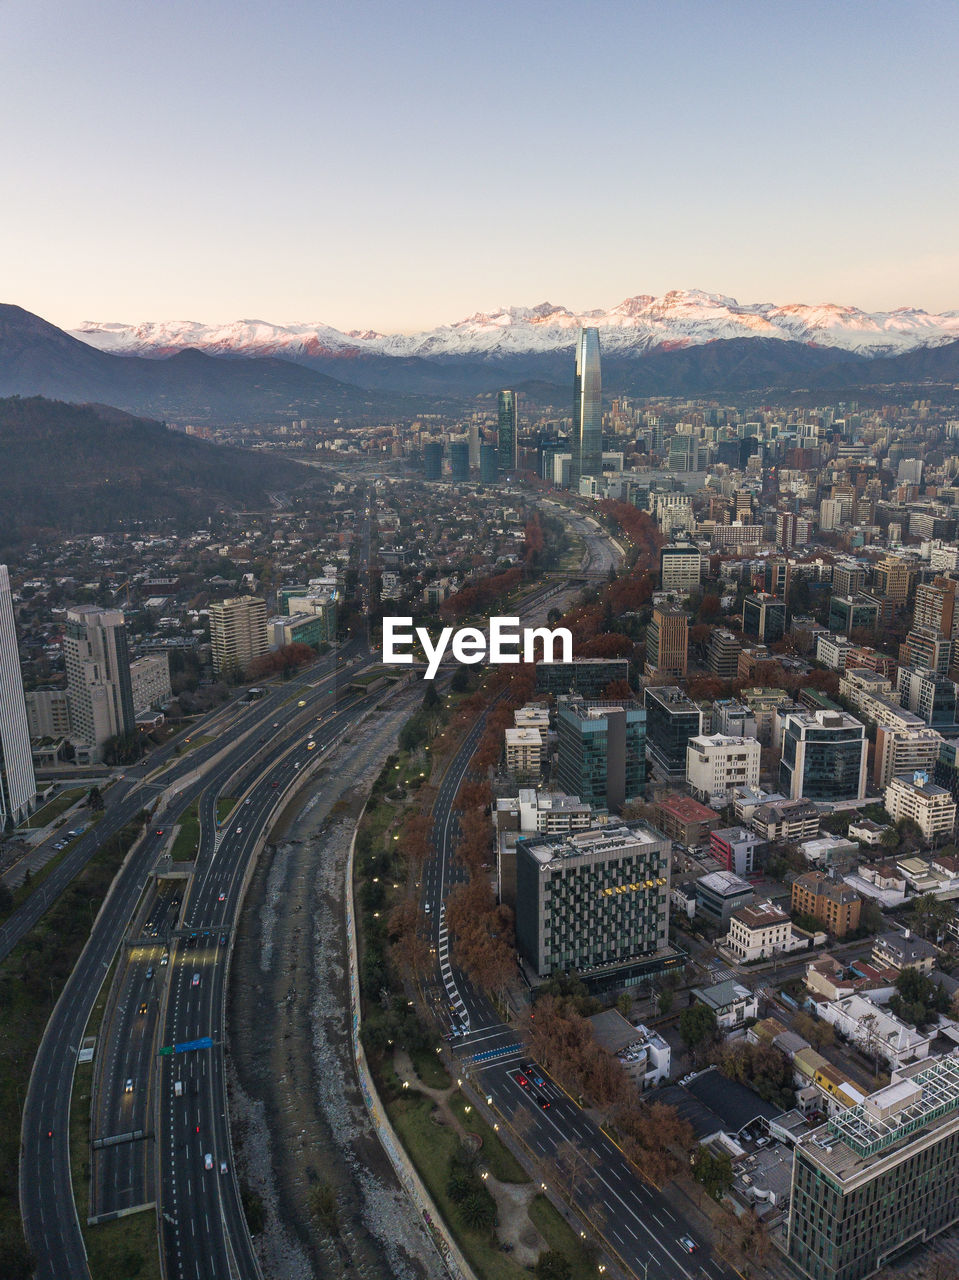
2 1 958 329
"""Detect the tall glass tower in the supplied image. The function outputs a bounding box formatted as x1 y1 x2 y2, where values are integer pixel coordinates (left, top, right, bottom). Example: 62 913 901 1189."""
497 390 518 474
570 327 602 492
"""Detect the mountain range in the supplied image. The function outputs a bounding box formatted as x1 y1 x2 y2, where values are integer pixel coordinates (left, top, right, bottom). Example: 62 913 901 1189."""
74 291 959 362
0 293 958 421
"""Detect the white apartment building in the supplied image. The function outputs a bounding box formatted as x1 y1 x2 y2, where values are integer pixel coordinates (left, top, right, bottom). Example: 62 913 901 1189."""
816 633 856 672
884 773 957 841
874 726 943 788
504 727 544 779
725 901 803 963
130 654 172 713
818 994 932 1071
839 668 924 733
686 733 761 805
660 544 704 591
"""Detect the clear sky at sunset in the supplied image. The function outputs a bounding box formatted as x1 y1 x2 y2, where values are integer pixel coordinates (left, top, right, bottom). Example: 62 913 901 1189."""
3 0 958 332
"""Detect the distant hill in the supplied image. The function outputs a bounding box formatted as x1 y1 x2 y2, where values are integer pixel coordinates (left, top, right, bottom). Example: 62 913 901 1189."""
0 305 408 423
0 396 318 551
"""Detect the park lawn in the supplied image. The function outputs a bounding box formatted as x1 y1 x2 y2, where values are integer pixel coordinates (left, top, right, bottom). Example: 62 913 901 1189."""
387 1094 528 1280
25 786 86 829
410 1044 451 1091
449 1093 528 1183
173 734 213 757
170 802 200 861
528 1195 602 1280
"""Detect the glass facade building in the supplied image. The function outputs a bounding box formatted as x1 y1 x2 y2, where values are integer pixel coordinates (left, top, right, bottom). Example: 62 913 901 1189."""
423 441 444 481
497 390 518 474
779 709 868 801
742 593 786 644
555 697 646 812
644 685 703 784
449 440 469 481
479 444 499 484
570 327 602 492
534 658 629 698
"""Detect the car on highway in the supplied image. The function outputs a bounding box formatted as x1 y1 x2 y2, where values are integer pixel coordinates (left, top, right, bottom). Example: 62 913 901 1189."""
138 1001 147 1015
219 1159 228 1174
124 1079 134 1093
160 953 169 966
273 722 279 728
204 1153 214 1171
424 902 431 913
307 741 316 750
297 700 306 707
192 973 201 987
680 1236 697 1253
145 967 154 980
155 830 164 837
522 1063 545 1088
220 934 227 944
218 892 226 901
515 1070 531 1089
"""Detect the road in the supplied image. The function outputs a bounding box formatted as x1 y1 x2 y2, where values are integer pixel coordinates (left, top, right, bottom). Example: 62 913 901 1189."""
20 644 370 1280
416 519 739 1280
156 670 407 1280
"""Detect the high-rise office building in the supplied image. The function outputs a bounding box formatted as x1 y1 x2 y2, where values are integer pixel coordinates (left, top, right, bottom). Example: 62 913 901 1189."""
514 822 670 981
659 543 703 592
479 444 499 484
779 709 868 802
64 606 136 759
555 696 646 811
742 593 786 644
209 597 269 677
497 390 518 474
707 629 742 679
0 565 37 826
788 1057 959 1280
644 686 703 784
449 439 469 481
644 605 688 676
423 441 444 481
468 423 481 469
570 327 602 492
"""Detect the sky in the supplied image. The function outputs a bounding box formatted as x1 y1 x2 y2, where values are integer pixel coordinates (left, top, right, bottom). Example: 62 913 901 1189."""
2 0 958 332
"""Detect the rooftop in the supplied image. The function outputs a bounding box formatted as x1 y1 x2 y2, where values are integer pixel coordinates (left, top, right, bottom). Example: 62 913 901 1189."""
698 869 754 897
520 822 665 869
732 901 790 929
693 979 754 1012
811 1056 959 1174
656 793 717 821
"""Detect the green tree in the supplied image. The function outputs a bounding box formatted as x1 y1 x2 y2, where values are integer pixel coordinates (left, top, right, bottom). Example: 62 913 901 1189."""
692 1146 734 1199
86 785 104 812
535 1251 573 1280
457 1189 497 1234
679 1003 718 1054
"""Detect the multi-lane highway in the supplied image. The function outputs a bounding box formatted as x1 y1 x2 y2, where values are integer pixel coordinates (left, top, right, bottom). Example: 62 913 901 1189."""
20 644 373 1280
155 669 408 1280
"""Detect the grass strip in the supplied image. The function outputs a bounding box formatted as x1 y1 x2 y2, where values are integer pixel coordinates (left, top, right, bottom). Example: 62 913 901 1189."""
24 787 86 829
169 802 200 861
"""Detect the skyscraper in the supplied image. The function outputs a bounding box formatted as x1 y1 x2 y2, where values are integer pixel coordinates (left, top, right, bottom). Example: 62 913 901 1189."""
209 597 269 677
497 390 518 474
0 565 37 827
64 605 135 761
570 327 602 492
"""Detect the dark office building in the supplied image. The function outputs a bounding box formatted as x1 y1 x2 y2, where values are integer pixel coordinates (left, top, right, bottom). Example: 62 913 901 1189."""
423 441 444 481
644 686 703 784
480 444 499 484
555 696 646 811
788 1057 959 1280
828 594 881 637
449 440 469 481
707 629 742 679
742 592 786 644
535 658 629 698
497 390 518 473
514 822 670 980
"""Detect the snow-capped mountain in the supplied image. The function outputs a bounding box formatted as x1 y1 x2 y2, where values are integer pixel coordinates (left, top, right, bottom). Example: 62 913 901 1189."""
72 290 959 363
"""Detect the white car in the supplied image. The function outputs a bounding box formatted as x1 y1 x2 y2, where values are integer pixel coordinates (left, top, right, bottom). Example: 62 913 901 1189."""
192 973 200 987
219 1159 228 1174
204 1152 214 1171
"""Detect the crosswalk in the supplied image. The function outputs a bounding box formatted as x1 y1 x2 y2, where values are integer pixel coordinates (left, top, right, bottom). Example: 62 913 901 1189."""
436 907 470 1033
